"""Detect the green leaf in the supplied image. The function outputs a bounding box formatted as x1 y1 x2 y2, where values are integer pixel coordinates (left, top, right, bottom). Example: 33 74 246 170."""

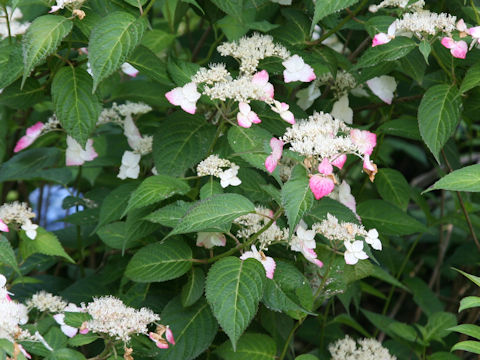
282 166 314 238
206 257 266 349
295 356 319 360
181 267 205 307
155 297 218 360
355 37 417 69
228 125 272 172
19 227 74 263
143 200 190 228
170 194 255 235
428 164 480 192
377 117 421 141
455 268 480 287
95 182 138 231
215 333 276 360
312 0 359 32
332 314 371 338
210 0 243 17
375 169 410 210
199 178 223 199
0 78 44 109
51 66 101 147
0 236 20 275
418 84 461 162
419 40 431 64
0 41 23 89
22 15 73 85
262 260 313 314
388 322 418 342
451 341 480 354
97 222 140 250
125 238 192 282
124 0 148 6
153 113 216 177
127 45 172 85
67 333 99 347
449 324 480 341
307 197 359 224
357 199 427 236
124 175 190 214
45 349 86 360
424 312 457 342
404 277 443 317
88 11 146 91
167 58 200 86
461 62 480 93
0 148 61 182
399 48 426 84
459 296 480 312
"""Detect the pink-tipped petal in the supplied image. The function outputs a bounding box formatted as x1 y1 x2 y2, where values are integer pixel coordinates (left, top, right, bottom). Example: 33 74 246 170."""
281 110 295 124
302 247 323 267
350 129 377 155
318 158 333 175
457 19 467 32
469 26 480 38
79 328 89 335
263 257 276 279
26 122 44 136
309 175 335 200
18 344 31 359
252 70 269 84
372 33 391 47
166 327 175 345
61 324 79 338
331 154 347 169
14 137 32 153
249 111 261 124
441 37 455 49
165 88 184 106
265 155 278 173
237 113 252 128
451 40 468 59
270 137 284 159
363 154 375 171
264 83 274 99
0 219 9 232
180 102 196 114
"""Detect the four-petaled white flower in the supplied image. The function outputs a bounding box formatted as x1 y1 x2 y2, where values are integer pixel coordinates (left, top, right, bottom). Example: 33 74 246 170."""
21 220 38 240
196 232 226 249
237 102 261 128
165 82 201 114
252 70 274 100
271 101 295 124
65 136 98 166
240 245 276 279
344 240 369 265
118 151 141 180
219 164 241 188
54 303 87 338
365 229 382 250
291 221 324 267
282 55 316 83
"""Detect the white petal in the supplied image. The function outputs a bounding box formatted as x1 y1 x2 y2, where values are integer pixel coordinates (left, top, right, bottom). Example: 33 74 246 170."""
344 251 358 265
331 95 353 124
367 75 397 104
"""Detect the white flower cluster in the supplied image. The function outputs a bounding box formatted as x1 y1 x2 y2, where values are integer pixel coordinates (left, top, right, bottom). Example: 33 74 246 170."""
217 33 290 75
318 70 358 97
234 207 287 250
329 336 397 360
281 112 357 159
394 10 457 37
85 296 160 342
97 102 152 127
0 276 28 343
50 0 86 11
369 0 424 13
26 291 68 313
201 74 271 103
312 213 381 265
0 201 38 240
0 7 30 39
196 155 241 188
191 63 231 85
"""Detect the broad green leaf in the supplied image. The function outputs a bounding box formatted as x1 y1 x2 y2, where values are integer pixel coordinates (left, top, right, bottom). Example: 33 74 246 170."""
124 175 190 214
418 84 461 162
461 62 480 93
307 197 359 224
68 333 99 347
124 207 160 247
455 268 480 287
45 349 86 360
399 48 426 84
88 11 146 91
124 0 148 6
167 58 200 86
312 0 359 32
451 341 480 354
143 200 190 228
282 166 314 238
419 39 431 64
428 164 480 192
357 200 427 236
181 267 205 307
228 125 272 172
141 29 176 55
375 168 410 210
332 314 371 338
459 296 480 312
210 0 243 17
424 312 457 342
355 37 417 69
97 222 140 250
125 238 192 282
0 236 20 275
199 178 223 199
206 257 266 349
0 41 23 89
95 182 138 230
377 117 421 141
262 260 313 314
19 227 74 263
449 324 480 341
215 333 276 360
362 309 395 337
22 15 73 85
155 298 218 360
127 45 172 85
428 352 460 360
153 113 216 177
170 194 255 235
0 148 61 182
296 356 319 360
405 277 443 317
0 78 44 109
51 66 101 146
388 322 418 342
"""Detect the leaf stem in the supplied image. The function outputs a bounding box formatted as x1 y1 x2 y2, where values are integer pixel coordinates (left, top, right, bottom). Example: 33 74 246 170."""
2 5 12 44
142 0 156 17
279 317 305 360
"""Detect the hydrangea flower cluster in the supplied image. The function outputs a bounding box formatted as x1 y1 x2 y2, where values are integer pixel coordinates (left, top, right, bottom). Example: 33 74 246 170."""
312 214 381 265
196 154 241 188
166 33 316 127
329 335 397 360
265 111 377 200
0 201 39 240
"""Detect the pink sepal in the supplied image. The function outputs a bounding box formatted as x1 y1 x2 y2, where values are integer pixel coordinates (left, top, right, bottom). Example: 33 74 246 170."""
331 154 347 169
309 175 335 200
165 326 175 345
0 219 9 232
318 158 333 175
